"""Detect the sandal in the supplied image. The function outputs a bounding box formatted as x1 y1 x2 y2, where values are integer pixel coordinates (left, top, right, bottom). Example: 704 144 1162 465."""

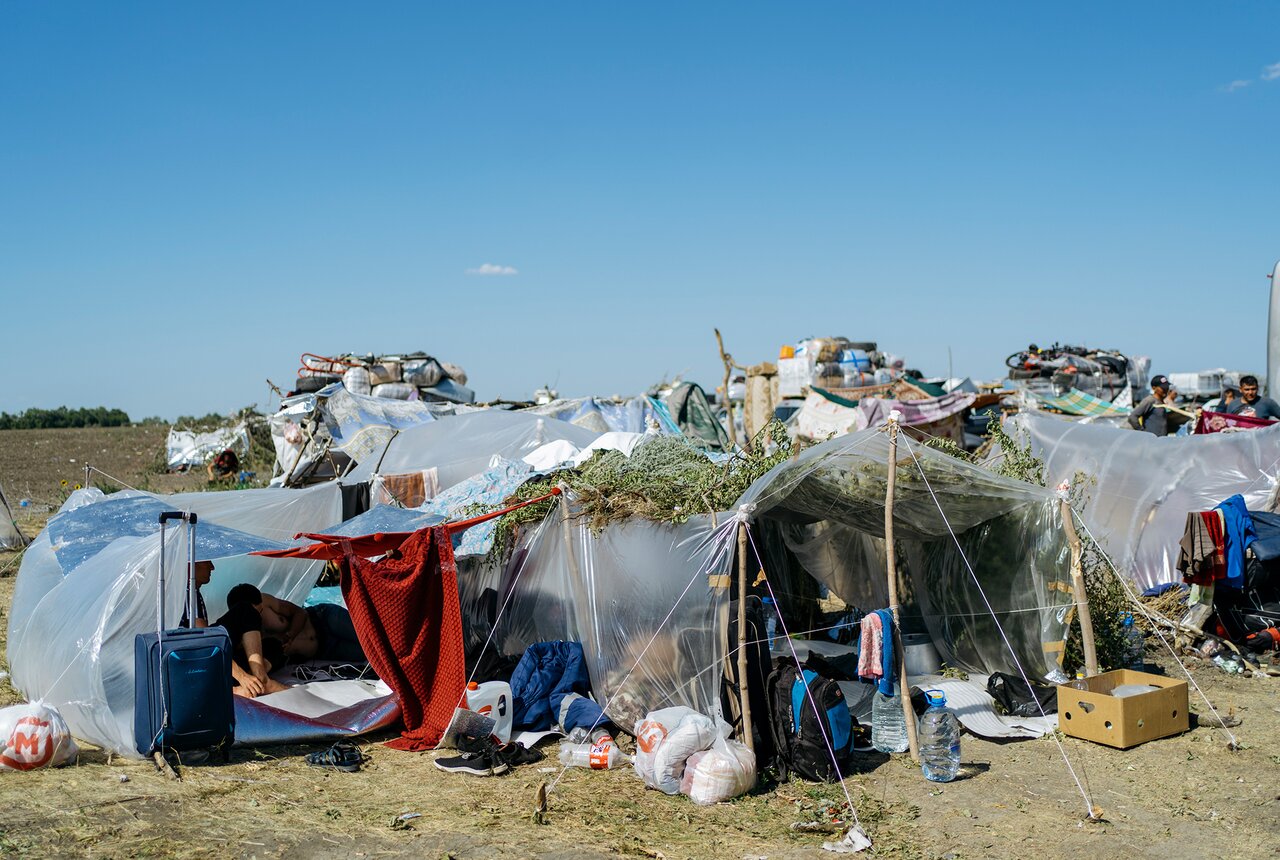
305 741 366 772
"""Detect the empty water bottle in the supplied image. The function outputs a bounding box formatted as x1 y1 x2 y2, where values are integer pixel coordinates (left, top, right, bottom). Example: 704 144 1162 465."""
762 597 778 652
870 690 909 753
1123 615 1145 671
918 690 961 783
558 738 628 769
1069 671 1089 692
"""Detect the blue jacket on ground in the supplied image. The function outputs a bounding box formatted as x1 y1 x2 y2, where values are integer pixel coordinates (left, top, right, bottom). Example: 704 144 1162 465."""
509 641 607 732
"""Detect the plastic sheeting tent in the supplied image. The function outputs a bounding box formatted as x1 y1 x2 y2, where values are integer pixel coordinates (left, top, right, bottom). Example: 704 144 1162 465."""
738 428 1074 681
344 410 601 489
1006 412 1280 590
6 484 344 755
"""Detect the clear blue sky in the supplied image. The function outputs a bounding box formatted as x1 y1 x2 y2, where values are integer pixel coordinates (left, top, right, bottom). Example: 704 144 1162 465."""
3 2 1279 419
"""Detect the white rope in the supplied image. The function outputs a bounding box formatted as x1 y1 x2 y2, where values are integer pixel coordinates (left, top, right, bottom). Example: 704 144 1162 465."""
899 434 1098 819
743 522 864 834
1070 513 1241 747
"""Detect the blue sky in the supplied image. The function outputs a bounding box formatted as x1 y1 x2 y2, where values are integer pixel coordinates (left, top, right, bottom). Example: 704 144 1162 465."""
3 3 1279 419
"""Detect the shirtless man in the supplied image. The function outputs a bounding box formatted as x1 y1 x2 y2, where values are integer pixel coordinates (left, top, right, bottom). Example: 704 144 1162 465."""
225 583 365 664
216 581 290 698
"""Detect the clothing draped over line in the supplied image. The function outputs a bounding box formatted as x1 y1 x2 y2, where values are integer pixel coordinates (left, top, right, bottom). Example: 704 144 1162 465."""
1177 493 1257 592
856 608 897 695
339 526 466 751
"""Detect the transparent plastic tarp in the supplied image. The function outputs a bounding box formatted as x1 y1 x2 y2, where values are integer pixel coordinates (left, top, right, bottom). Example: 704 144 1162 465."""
344 410 601 489
739 428 1073 680
521 396 659 435
1007 412 1280 590
166 423 250 470
7 488 341 756
455 507 734 733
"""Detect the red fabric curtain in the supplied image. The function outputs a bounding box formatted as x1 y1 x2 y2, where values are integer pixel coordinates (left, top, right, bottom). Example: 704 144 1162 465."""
339 527 465 751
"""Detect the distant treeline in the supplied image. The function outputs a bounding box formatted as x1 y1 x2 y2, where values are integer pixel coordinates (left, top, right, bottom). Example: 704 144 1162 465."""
0 406 133 430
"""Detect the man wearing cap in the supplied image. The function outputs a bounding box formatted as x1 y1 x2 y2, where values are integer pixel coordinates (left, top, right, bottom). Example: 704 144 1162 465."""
1128 375 1179 436
1224 375 1280 420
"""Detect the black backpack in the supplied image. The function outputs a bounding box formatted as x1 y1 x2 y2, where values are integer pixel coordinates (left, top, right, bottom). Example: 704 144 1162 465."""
766 658 856 782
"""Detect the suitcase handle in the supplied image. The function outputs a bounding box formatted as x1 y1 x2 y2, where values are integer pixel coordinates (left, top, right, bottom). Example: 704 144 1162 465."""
159 511 198 525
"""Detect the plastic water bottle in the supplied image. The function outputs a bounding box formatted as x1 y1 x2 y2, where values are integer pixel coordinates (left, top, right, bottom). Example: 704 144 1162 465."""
1069 672 1089 692
761 597 778 652
1123 615 1145 671
871 691 909 753
918 690 961 783
558 738 628 769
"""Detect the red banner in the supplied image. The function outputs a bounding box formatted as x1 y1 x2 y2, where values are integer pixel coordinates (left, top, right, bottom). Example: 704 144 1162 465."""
1194 410 1278 434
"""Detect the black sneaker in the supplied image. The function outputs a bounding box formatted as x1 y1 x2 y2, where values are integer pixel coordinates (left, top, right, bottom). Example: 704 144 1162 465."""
435 734 509 776
496 741 545 768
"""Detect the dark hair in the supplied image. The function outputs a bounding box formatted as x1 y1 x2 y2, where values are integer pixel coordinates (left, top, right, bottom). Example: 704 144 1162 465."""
227 583 262 607
1240 375 1259 388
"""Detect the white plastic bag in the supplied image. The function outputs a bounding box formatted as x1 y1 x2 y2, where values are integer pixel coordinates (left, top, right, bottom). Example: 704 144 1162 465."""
0 703 78 771
372 383 418 400
343 366 372 396
633 707 717 795
685 736 756 805
402 359 444 387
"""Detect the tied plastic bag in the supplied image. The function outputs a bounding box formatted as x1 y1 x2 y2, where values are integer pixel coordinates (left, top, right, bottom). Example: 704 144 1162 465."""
0 703 78 772
342 366 372 396
685 737 756 805
633 707 717 795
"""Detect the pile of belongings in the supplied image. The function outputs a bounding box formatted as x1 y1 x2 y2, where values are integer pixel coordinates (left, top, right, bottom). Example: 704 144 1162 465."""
1004 342 1147 399
778 337 912 397
295 352 475 405
1175 494 1280 655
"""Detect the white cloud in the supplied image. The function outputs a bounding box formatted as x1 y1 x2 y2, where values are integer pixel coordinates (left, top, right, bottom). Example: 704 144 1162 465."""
465 263 519 276
1224 79 1252 92
1263 62 1280 81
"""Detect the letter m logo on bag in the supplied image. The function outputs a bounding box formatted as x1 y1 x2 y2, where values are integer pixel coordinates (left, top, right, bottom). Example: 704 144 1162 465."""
0 717 55 771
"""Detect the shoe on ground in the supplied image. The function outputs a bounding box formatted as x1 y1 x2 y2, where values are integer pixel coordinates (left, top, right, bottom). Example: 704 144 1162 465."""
305 741 365 772
435 746 510 776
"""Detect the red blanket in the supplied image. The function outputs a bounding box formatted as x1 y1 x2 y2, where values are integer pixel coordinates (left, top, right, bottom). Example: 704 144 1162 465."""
1195 409 1277 434
339 527 465 751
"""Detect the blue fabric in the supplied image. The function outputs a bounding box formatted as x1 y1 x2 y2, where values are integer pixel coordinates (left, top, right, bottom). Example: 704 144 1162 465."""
509 641 605 732
1215 494 1257 589
1141 582 1187 598
875 609 896 695
1247 510 1280 562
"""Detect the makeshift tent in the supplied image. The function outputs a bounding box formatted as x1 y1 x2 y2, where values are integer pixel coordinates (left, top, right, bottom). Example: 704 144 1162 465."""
9 419 1074 757
1006 412 1280 590
793 386 976 445
165 422 251 471
0 481 27 549
1029 388 1131 418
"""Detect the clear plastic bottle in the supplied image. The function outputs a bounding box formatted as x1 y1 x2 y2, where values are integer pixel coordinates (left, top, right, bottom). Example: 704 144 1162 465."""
918 690 961 783
761 597 778 652
870 691 909 753
557 739 628 769
1123 615 1145 671
1069 671 1089 692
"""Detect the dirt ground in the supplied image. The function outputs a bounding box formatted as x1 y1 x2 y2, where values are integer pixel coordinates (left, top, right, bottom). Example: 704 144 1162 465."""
1 428 1278 859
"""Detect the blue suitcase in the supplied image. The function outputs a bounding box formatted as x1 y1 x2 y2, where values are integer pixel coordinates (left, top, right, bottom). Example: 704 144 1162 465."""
133 512 235 757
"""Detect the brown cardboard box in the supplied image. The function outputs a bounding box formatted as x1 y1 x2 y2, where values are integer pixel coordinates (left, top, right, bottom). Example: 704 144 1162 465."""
1058 669 1189 749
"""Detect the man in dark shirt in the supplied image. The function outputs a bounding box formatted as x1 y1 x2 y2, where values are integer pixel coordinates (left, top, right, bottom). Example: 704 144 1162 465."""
1225 375 1280 421
1128 374 1178 436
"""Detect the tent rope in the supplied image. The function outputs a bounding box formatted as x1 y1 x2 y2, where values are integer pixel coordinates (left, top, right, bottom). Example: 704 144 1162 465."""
898 433 1099 819
1070 513 1241 747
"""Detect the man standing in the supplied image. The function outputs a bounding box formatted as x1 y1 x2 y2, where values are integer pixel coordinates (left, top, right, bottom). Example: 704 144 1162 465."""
1225 375 1280 420
1128 374 1179 436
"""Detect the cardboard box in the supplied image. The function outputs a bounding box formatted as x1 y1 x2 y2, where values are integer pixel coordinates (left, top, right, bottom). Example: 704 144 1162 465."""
1058 669 1189 749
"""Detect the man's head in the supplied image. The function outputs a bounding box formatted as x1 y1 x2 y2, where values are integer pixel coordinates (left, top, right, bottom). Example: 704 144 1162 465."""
1240 375 1260 402
1150 374 1172 397
193 560 215 587
1223 387 1240 405
227 582 263 608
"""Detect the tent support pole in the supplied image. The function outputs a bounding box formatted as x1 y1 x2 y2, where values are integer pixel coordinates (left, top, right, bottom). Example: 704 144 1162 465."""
885 417 920 763
736 521 754 754
715 328 740 450
1061 499 1098 676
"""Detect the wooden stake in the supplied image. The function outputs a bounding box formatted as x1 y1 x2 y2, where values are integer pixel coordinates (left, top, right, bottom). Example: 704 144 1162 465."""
884 418 920 763
1061 499 1098 677
736 521 755 753
714 328 741 450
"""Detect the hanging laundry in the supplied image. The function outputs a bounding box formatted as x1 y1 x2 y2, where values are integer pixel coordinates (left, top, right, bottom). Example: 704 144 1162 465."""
857 613 883 681
1215 495 1257 590
1177 510 1225 585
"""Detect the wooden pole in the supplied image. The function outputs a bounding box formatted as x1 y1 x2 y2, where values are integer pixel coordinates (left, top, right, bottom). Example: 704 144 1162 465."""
1061 499 1098 676
736 521 755 753
884 417 920 762
714 328 741 450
